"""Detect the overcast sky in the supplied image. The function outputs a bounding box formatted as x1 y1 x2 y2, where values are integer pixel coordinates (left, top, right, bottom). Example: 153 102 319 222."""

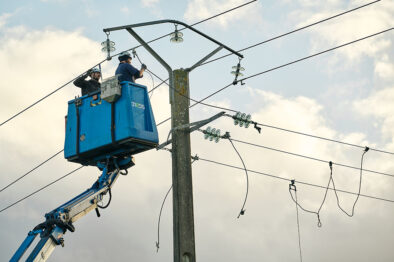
0 0 393 261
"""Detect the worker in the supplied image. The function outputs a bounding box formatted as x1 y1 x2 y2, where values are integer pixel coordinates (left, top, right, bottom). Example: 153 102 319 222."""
115 51 146 83
73 68 101 95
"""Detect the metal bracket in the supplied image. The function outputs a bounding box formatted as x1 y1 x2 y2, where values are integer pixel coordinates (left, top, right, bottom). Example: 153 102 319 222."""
157 111 226 150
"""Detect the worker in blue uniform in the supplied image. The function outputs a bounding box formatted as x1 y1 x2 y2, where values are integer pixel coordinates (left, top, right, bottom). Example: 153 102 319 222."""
115 51 146 83
73 68 101 95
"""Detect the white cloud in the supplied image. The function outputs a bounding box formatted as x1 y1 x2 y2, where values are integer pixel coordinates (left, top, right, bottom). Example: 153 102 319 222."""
184 0 263 28
0 26 106 155
354 87 394 146
289 1 393 69
375 55 394 80
0 13 12 29
141 0 160 8
120 6 130 14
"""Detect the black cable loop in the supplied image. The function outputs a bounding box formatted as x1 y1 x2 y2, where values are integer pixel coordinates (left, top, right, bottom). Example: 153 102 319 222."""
226 136 249 218
331 147 369 217
155 153 199 252
204 157 393 202
155 185 172 252
97 188 112 209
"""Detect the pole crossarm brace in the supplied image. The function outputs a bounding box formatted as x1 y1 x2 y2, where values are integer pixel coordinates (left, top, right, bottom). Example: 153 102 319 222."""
186 46 223 72
157 111 226 150
103 19 243 59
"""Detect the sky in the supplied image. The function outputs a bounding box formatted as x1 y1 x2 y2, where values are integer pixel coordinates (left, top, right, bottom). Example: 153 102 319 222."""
0 0 393 261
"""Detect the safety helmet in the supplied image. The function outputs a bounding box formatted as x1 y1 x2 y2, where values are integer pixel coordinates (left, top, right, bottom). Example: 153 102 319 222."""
91 67 101 74
118 51 131 61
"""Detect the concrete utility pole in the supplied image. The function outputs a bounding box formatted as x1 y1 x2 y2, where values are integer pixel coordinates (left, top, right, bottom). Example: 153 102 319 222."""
103 20 243 262
171 69 195 262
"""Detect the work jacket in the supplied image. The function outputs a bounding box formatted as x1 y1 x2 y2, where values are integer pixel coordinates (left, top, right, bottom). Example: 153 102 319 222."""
73 74 100 96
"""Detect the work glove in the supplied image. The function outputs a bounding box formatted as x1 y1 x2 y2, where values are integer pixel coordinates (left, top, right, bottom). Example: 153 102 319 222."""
86 69 93 76
141 64 147 70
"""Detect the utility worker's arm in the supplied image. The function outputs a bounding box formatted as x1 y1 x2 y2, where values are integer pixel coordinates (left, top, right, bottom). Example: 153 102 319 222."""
139 64 147 77
73 70 91 88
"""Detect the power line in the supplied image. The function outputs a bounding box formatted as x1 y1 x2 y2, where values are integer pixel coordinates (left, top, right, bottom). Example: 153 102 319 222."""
230 138 394 178
0 1 256 128
133 0 383 101
200 0 382 66
0 149 64 193
157 28 394 157
239 28 393 83
0 166 83 213
253 120 394 156
198 157 394 203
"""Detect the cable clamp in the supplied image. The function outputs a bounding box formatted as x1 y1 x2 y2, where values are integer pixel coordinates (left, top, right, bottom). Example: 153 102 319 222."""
289 179 297 191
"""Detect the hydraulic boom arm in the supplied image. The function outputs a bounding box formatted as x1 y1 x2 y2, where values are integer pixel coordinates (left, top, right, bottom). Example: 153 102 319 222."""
10 157 133 262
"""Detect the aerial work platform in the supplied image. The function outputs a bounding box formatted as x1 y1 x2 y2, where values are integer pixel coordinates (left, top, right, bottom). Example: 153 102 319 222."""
64 81 159 166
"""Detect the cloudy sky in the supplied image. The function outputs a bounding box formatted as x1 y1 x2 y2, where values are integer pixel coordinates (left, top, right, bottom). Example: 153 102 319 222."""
0 0 393 261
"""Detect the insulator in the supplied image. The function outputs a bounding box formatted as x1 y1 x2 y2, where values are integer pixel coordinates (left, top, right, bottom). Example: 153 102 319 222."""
245 114 251 128
204 127 211 140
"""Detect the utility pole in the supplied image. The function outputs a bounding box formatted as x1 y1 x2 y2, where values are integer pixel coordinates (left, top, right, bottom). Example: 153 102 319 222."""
171 69 195 262
103 20 243 262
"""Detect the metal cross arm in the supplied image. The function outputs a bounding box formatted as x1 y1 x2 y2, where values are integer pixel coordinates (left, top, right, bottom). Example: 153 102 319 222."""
157 111 226 150
103 19 243 59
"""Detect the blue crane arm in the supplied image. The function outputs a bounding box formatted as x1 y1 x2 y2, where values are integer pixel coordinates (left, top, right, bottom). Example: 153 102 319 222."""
10 157 133 262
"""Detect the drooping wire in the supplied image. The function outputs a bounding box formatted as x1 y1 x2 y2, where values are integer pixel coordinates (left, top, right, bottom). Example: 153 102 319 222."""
226 135 249 218
332 147 370 217
155 149 199 252
0 166 83 213
0 149 64 193
97 188 112 209
156 184 172 252
289 180 323 227
288 147 370 227
197 157 394 203
289 181 304 262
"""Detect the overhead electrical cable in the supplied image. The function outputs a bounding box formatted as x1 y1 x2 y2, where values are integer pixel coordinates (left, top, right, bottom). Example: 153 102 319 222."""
154 29 394 160
238 28 393 83
1 0 381 127
0 0 256 127
198 157 394 203
200 0 382 66
0 149 64 193
0 166 83 213
230 138 394 178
